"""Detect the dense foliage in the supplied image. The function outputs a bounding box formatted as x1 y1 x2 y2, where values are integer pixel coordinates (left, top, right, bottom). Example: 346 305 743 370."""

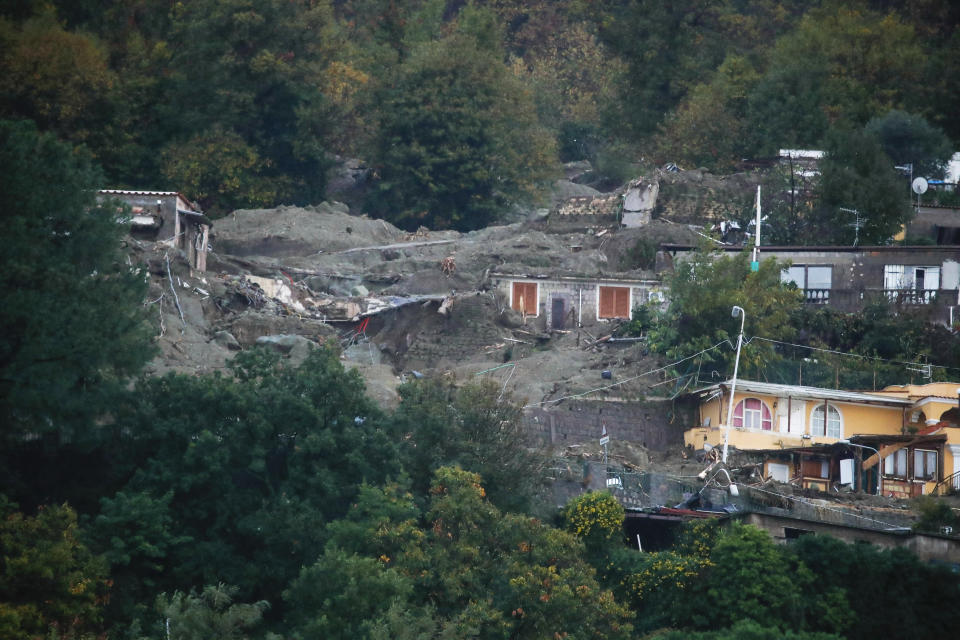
646 246 803 379
2 1 958 228
6 2 960 638
0 120 153 513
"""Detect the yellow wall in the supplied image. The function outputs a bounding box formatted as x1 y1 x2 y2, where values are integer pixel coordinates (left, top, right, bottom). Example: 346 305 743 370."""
685 389 904 453
911 399 956 424
685 385 960 496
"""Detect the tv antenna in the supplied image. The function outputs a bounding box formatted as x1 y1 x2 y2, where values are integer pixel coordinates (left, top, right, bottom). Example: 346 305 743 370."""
906 361 932 381
839 207 862 246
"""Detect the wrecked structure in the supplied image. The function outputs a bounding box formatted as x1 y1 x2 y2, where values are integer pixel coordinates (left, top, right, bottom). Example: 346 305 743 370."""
491 272 662 328
100 189 211 272
683 379 960 497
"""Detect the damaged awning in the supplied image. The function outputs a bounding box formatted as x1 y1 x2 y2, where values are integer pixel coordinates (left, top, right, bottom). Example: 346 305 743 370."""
178 209 214 227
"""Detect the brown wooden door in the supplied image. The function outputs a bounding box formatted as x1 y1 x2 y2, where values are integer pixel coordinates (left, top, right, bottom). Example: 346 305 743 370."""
512 282 538 315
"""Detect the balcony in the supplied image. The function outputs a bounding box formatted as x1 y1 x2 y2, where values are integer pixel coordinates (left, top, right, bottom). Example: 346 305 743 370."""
799 288 958 322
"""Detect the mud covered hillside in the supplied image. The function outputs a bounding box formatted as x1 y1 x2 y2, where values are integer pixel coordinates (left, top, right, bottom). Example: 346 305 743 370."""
137 169 745 411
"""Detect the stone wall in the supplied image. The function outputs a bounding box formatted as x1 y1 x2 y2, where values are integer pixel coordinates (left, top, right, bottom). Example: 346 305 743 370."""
525 397 692 451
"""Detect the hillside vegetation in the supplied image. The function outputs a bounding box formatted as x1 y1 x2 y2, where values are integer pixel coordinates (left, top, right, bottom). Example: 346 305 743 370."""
1 1 957 228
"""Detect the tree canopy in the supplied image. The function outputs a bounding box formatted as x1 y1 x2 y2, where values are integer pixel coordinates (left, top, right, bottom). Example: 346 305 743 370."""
0 119 152 446
366 15 555 231
648 247 803 379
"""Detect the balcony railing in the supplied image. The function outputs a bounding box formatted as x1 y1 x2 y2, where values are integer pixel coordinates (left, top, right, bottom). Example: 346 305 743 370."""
882 289 937 305
799 289 957 324
804 289 830 304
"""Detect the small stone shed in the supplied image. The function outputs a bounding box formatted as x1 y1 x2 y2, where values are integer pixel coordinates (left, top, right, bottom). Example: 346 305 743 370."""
490 272 662 330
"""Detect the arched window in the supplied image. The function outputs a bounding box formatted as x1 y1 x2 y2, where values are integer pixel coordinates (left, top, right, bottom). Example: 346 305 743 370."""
733 398 772 430
810 404 842 438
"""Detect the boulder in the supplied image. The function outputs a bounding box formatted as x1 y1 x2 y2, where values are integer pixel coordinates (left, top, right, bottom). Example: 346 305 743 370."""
212 330 241 351
255 334 317 364
499 308 525 329
552 179 600 203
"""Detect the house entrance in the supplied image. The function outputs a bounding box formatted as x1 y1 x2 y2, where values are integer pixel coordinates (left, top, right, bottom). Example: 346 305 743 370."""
552 297 567 329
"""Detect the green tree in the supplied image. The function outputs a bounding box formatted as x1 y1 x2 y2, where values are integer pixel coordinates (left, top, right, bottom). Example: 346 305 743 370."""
0 499 109 640
86 490 190 625
0 120 152 500
654 55 759 171
0 9 115 147
367 12 556 231
744 55 830 153
283 549 415 640
865 109 954 179
96 347 401 621
292 468 633 639
789 533 960 640
161 0 340 210
691 524 816 631
592 0 728 140
562 491 625 552
813 124 911 245
656 619 842 640
749 4 924 138
394 377 543 513
161 127 277 216
137 584 271 640
649 247 802 379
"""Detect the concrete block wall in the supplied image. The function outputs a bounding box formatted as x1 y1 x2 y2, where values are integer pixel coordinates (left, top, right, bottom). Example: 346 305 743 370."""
525 397 690 451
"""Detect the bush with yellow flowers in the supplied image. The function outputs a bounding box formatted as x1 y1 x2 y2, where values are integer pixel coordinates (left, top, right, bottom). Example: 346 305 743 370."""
562 491 625 548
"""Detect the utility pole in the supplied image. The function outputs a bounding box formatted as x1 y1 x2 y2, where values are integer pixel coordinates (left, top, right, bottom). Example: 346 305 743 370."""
721 306 746 463
751 186 761 271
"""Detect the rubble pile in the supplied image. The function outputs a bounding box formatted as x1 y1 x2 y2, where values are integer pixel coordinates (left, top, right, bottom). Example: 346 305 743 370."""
138 164 742 408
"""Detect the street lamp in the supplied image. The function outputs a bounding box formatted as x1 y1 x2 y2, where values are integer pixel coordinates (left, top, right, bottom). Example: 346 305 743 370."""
838 439 881 495
721 306 746 463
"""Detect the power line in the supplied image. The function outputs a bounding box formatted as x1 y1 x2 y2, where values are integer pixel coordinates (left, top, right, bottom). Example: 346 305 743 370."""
748 336 957 373
523 340 730 408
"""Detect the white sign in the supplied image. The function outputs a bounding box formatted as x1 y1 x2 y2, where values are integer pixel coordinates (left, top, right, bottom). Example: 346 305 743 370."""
599 436 610 445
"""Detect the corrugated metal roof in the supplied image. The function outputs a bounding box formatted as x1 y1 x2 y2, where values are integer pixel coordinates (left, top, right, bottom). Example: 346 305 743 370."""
695 379 913 407
99 189 180 196
99 189 202 213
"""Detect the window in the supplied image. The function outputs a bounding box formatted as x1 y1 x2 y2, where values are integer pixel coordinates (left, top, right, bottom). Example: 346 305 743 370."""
914 449 937 481
733 398 772 430
810 404 842 438
780 265 832 302
884 449 908 477
511 282 538 316
598 285 631 319
884 265 940 295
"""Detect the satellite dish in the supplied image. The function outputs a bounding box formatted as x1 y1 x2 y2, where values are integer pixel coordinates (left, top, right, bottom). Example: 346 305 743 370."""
912 177 929 195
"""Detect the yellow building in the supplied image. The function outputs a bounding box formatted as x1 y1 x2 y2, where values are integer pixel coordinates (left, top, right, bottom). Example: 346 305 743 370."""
684 380 960 497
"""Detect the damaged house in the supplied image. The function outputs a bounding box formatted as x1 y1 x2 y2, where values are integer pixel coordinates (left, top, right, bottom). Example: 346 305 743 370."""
684 379 960 496
98 189 212 272
490 272 662 330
